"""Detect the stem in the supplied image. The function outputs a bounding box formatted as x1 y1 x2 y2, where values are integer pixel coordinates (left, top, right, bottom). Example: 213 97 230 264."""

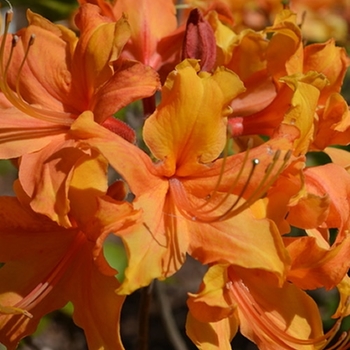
137 282 154 350
155 280 189 350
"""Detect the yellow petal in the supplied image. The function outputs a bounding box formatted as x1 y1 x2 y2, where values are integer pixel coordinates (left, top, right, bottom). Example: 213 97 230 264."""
144 59 245 177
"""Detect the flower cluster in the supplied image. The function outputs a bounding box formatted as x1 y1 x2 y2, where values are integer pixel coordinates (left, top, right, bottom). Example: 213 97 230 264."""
0 0 350 349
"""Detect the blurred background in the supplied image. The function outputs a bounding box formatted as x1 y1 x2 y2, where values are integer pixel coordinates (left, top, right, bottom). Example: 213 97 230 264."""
0 0 349 349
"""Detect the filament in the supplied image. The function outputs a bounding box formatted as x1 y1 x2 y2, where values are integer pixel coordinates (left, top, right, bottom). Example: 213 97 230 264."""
163 195 184 274
196 137 254 213
227 277 350 349
0 11 74 126
169 140 292 223
0 126 64 144
10 232 85 316
3 33 17 77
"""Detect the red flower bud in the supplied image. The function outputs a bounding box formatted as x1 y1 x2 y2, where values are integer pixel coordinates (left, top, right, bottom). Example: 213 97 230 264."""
182 8 216 72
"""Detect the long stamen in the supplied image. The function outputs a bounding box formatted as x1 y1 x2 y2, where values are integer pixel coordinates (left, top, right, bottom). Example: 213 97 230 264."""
10 232 85 315
3 34 17 77
0 126 64 144
0 12 74 126
227 277 350 349
0 10 13 76
170 144 292 223
15 33 35 95
163 195 184 274
196 137 254 213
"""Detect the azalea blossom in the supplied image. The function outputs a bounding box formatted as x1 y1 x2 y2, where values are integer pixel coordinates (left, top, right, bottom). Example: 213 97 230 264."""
187 264 350 350
69 59 300 294
194 8 350 155
0 4 159 225
0 1 349 348
0 187 140 350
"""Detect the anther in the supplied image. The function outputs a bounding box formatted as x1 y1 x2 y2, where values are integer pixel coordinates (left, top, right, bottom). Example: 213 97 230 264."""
273 149 281 162
28 33 35 46
5 9 13 25
3 34 18 75
11 34 18 47
284 149 292 162
247 137 254 149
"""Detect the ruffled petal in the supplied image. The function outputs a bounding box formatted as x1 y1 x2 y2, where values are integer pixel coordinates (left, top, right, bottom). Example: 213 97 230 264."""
5 10 76 110
91 59 160 123
143 59 245 177
285 235 350 289
188 211 290 283
71 3 130 108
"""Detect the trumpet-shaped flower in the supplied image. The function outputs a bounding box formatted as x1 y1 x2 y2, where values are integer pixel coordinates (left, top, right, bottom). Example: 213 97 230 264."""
187 264 349 349
0 4 159 224
0 191 140 350
70 59 298 294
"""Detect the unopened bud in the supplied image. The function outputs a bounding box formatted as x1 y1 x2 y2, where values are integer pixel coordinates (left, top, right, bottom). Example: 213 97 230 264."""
182 8 216 72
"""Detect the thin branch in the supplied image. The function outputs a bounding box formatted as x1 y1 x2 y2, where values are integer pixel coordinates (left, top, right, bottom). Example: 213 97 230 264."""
154 280 189 350
137 282 154 350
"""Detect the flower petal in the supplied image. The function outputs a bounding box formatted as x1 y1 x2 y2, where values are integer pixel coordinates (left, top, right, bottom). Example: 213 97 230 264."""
285 235 350 289
91 59 160 124
143 59 245 177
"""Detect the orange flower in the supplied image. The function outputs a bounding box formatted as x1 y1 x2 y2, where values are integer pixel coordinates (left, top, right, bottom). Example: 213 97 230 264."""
70 60 296 293
78 0 181 73
226 9 350 155
0 4 159 156
0 4 159 224
0 192 140 350
283 162 350 291
186 264 345 350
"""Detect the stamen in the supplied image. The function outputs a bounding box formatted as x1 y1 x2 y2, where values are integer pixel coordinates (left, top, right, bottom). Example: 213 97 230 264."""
15 34 35 95
0 10 13 75
4 34 18 74
194 137 254 215
164 196 183 273
169 143 292 223
0 12 74 126
0 126 64 144
9 232 85 315
0 304 33 319
226 278 350 349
